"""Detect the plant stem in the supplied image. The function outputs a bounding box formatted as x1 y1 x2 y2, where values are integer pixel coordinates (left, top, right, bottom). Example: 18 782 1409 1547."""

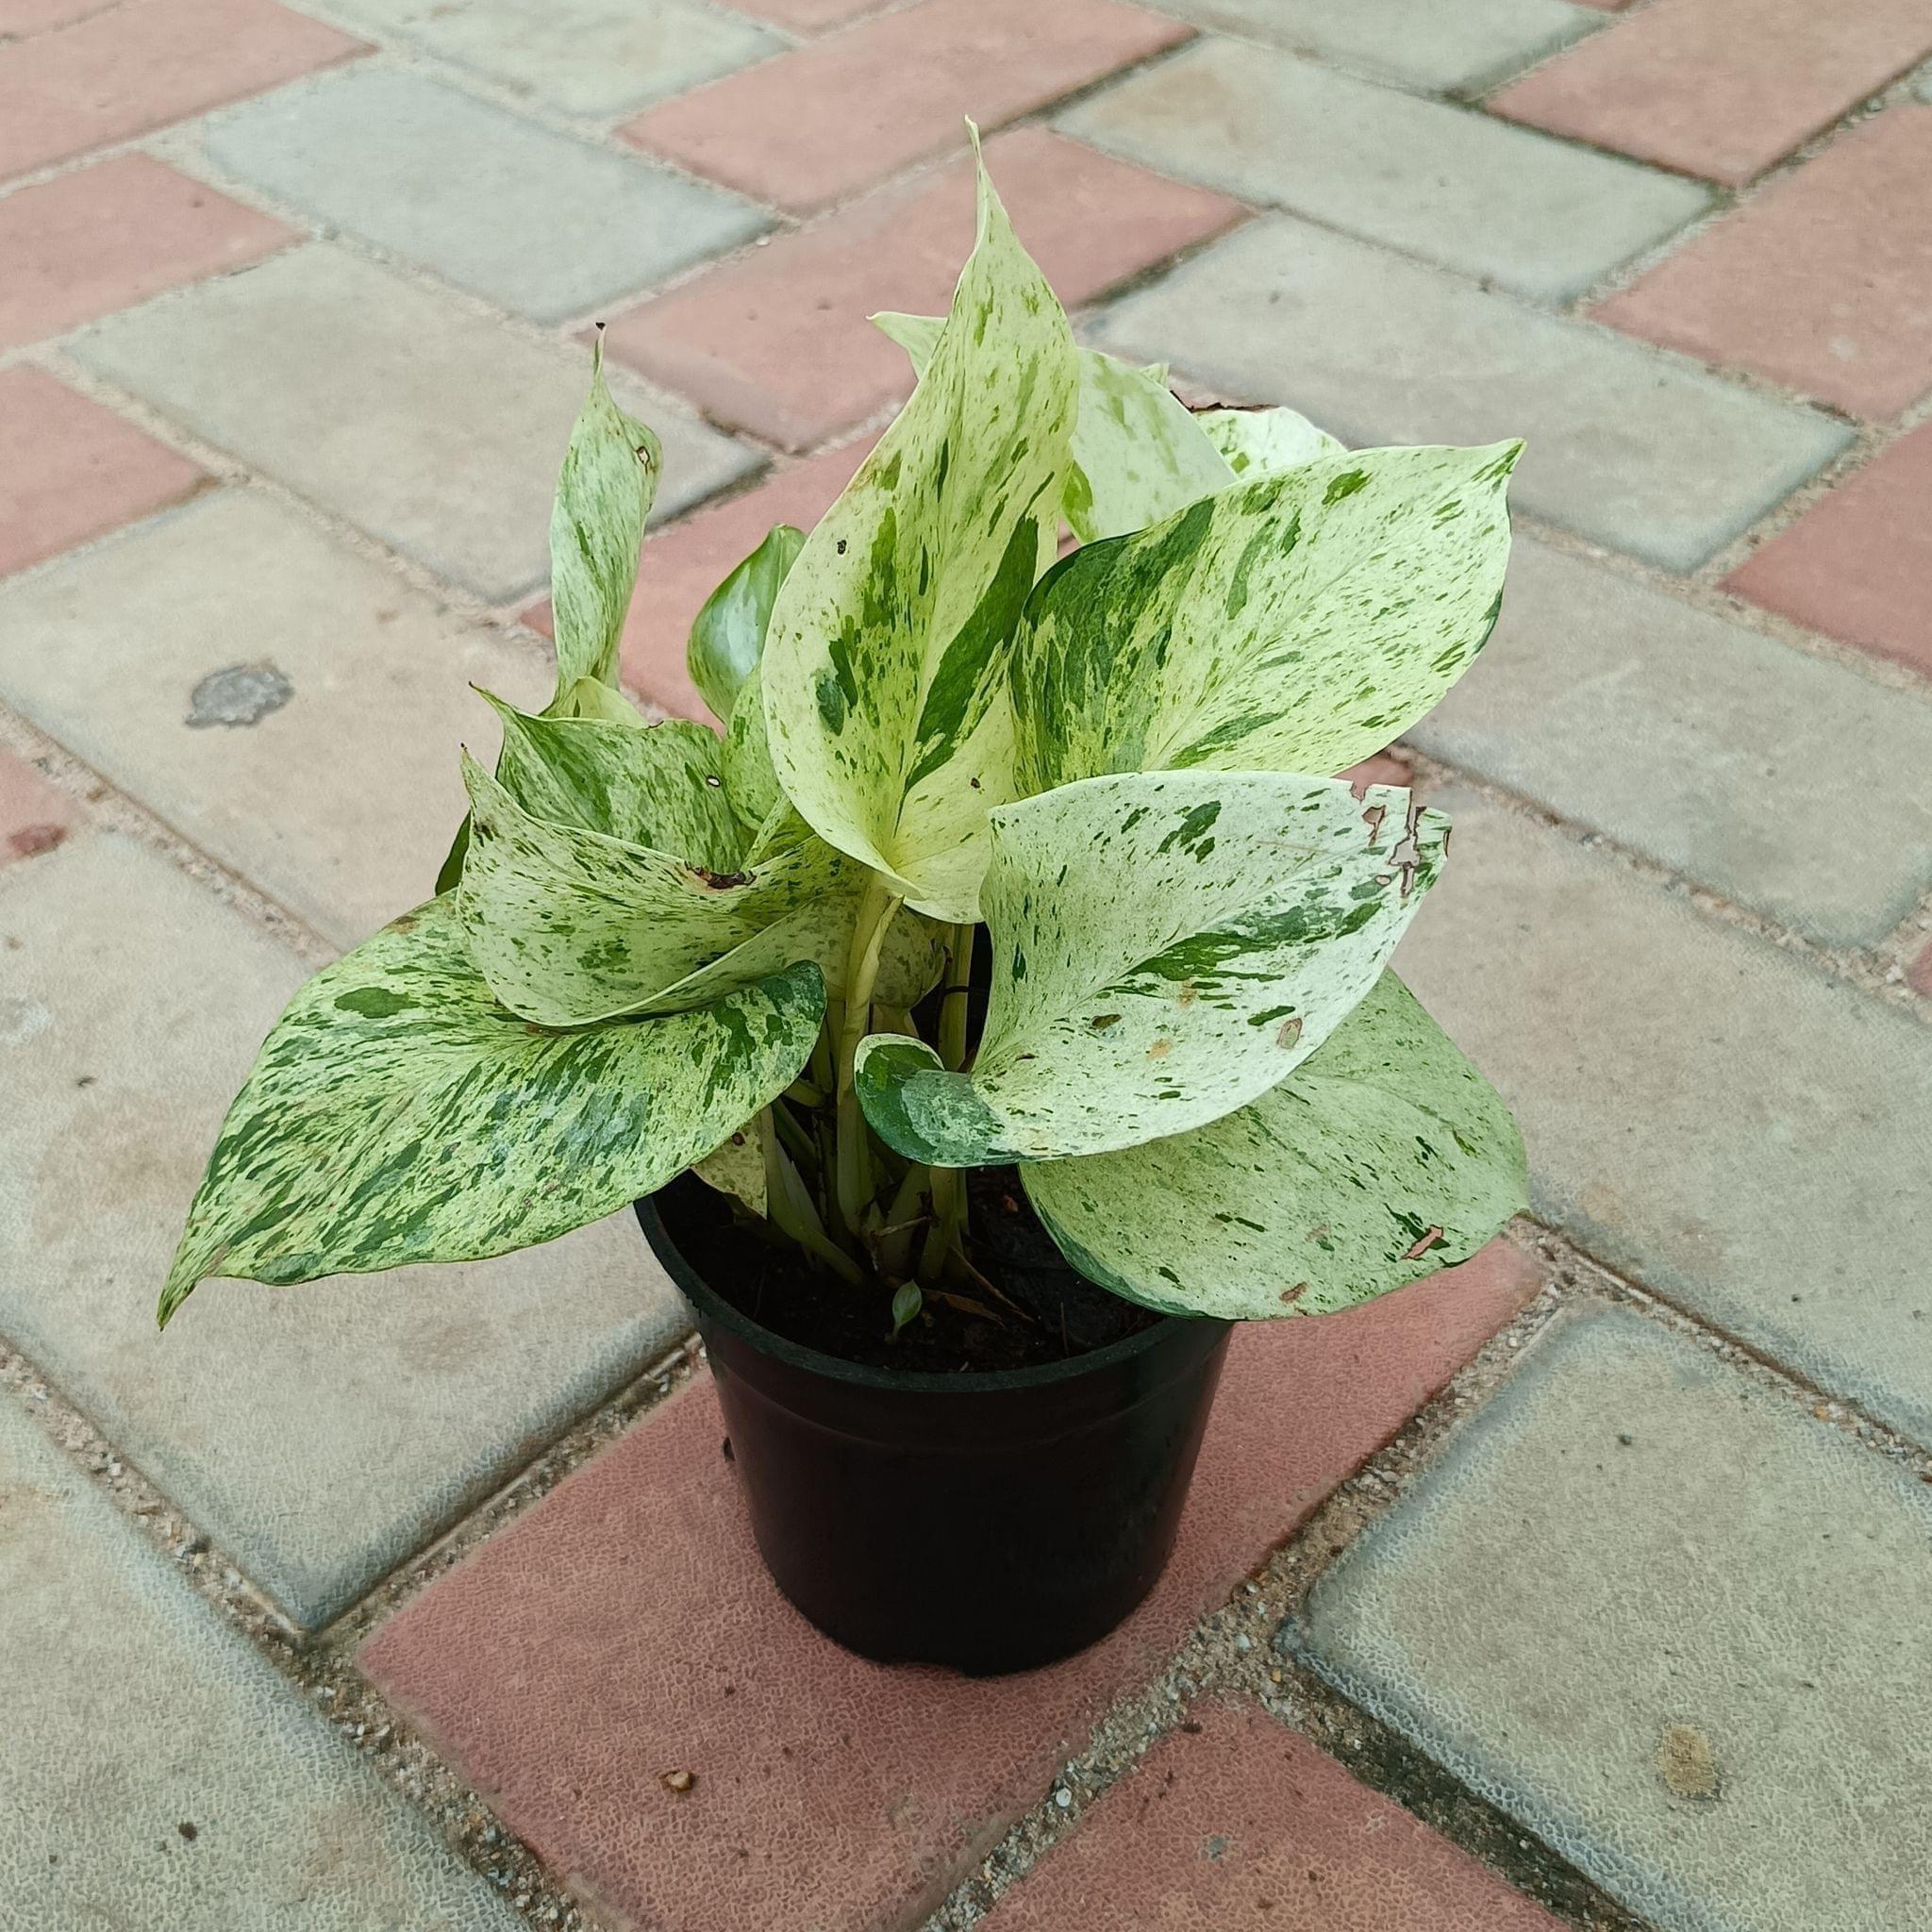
759 1110 863 1287
917 922 975 1283
833 874 901 1239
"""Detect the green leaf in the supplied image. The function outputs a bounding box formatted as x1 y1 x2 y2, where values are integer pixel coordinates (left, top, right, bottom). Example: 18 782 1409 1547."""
480 692 742 868
549 336 661 702
761 147 1078 923
1023 973 1526 1320
854 770 1445 1164
723 657 782 832
458 753 842 1025
694 1124 766 1216
1192 405 1343 479
159 899 823 1325
552 675 650 727
687 524 805 724
874 315 1241 546
458 756 941 1025
1012 441 1521 797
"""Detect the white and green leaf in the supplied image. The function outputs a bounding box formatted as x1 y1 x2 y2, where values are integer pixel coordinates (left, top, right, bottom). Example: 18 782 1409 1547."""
854 770 1445 1164
761 149 1078 923
159 898 824 1325
874 315 1241 546
1023 972 1527 1320
549 336 660 702
723 656 782 832
1012 441 1521 795
687 524 804 724
1193 404 1343 479
694 1123 766 1216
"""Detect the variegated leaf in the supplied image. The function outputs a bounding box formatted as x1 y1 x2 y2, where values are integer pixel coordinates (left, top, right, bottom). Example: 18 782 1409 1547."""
549 337 661 701
760 150 1077 923
552 676 651 728
458 754 839 1024
1023 972 1527 1320
1193 405 1343 479
854 771 1445 1164
687 524 804 724
1012 441 1520 796
723 657 782 832
874 313 1240 546
481 692 742 868
694 1124 766 1216
158 898 823 1325
460 757 941 1025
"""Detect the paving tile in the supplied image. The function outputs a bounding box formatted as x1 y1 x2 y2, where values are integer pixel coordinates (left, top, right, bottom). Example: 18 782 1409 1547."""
0 0 121 33
605 126 1241 450
1724 421 1932 680
0 368 206 578
1291 1303 1932 1931
0 156 291 352
624 0 1191 214
1062 40 1704 302
71 244 756 604
0 0 364 184
525 435 878 719
1091 214 1850 570
1410 537 1932 945
1908 942 1932 996
1143 0 1592 92
1489 0 1932 187
0 746 78 867
980 1699 1561 1931
1391 789 1932 1448
0 832 693 1628
1594 109 1932 419
322 0 779 118
724 0 882 25
361 1243 1540 1932
200 69 766 325
0 1388 526 1929
0 491 558 944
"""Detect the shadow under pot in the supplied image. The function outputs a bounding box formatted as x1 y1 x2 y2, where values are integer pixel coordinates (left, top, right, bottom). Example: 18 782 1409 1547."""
635 1174 1232 1676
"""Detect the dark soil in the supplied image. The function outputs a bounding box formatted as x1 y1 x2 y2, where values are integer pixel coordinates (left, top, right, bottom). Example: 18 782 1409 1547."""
651 1166 1160 1374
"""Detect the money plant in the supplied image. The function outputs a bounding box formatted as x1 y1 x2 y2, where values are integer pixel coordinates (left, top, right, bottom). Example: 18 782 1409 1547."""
160 146 1528 1341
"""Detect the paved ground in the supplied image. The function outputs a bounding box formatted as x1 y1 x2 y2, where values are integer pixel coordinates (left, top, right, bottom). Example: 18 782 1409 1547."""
3 0 1930 1926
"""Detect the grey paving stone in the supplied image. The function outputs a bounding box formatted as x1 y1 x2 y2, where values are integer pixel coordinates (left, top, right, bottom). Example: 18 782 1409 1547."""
72 244 757 603
0 491 554 947
1151 0 1594 92
0 831 691 1628
1091 215 1850 570
323 0 779 118
1411 538 1932 945
1062 39 1706 300
1391 790 1932 1448
1290 1303 1932 1932
200 68 767 323
0 1389 526 1930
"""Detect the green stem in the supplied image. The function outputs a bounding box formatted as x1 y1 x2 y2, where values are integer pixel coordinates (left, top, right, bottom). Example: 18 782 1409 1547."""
833 875 901 1239
759 1111 862 1287
917 922 975 1282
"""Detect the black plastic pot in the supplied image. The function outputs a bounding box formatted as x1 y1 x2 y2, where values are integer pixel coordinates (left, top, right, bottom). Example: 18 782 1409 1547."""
635 1183 1232 1675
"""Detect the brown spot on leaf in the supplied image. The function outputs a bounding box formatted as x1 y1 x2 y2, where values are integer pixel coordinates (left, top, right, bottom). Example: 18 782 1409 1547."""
1089 1013 1121 1030
1275 1016 1303 1050
1279 1282 1308 1305
690 868 751 891
1177 978 1198 1008
1401 1226 1444 1260
8 823 66 858
1147 1039 1173 1059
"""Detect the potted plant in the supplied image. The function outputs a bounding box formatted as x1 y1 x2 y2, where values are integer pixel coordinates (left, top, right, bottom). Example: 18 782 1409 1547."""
161 145 1527 1675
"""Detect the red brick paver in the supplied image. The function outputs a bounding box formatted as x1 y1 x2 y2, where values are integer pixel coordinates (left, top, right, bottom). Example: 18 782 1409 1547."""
0 0 365 184
1907 944 1932 998
1593 110 1932 420
1489 0 1932 187
0 0 115 34
362 1242 1539 1932
623 0 1191 214
606 128 1241 452
981 1699 1563 1931
525 436 878 720
0 156 292 353
0 747 80 866
1724 422 1932 680
0 370 206 578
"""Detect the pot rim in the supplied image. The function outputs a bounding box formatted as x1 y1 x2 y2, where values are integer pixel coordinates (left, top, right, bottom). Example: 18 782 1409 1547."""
634 1191 1224 1398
